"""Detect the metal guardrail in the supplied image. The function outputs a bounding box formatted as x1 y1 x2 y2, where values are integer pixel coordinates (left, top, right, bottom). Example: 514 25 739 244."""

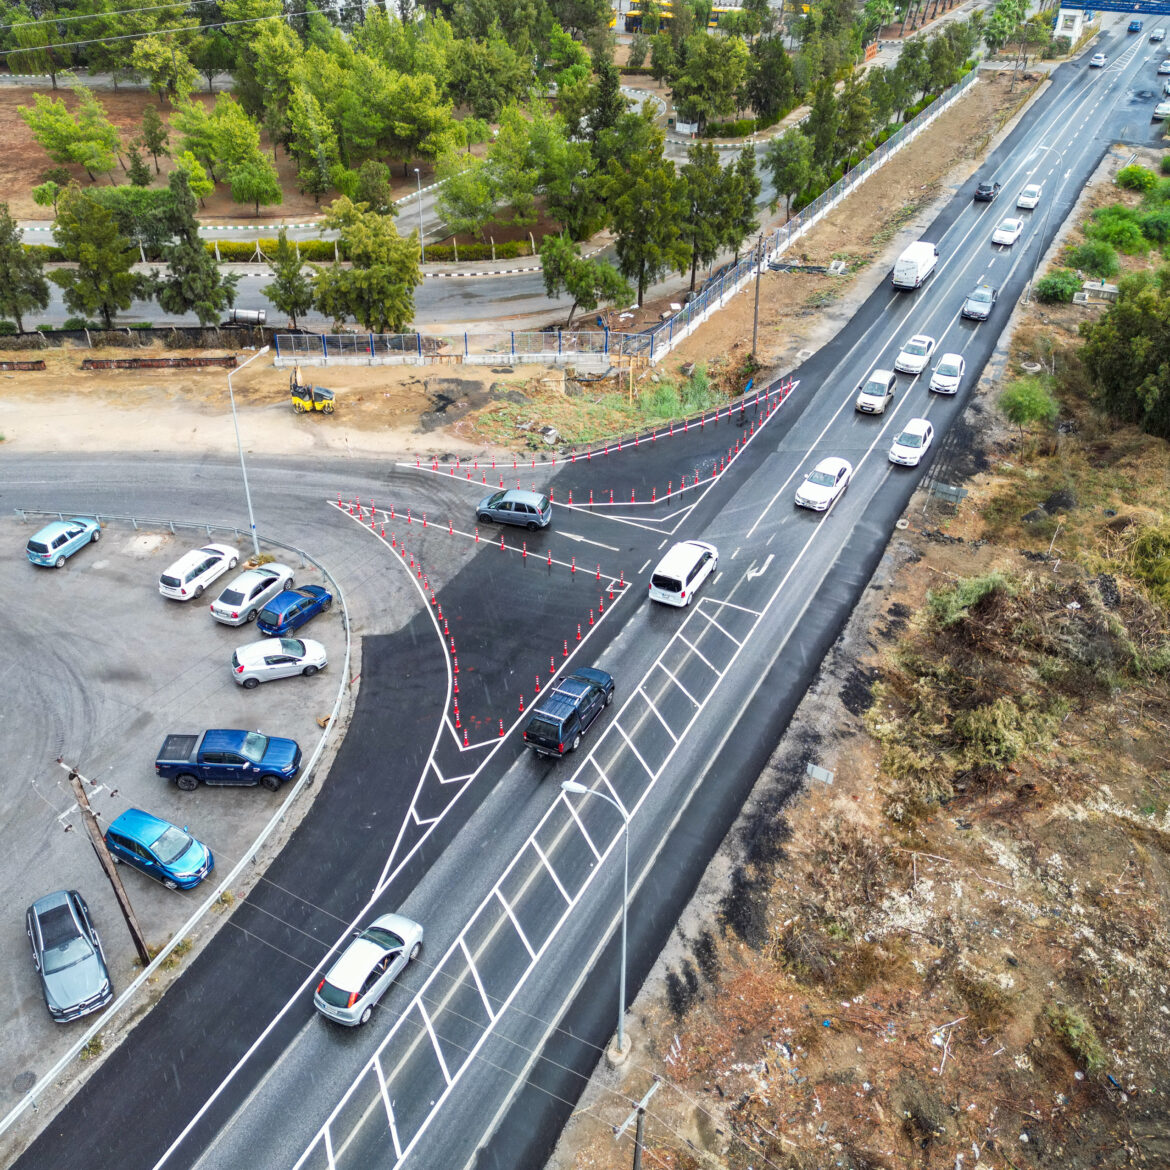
0 511 352 1146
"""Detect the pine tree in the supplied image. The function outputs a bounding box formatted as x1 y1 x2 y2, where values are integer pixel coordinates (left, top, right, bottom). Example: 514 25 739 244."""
263 228 313 328
0 202 50 332
141 105 170 174
127 145 152 188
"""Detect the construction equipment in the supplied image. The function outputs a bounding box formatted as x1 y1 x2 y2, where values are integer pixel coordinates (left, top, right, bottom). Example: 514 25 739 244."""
290 364 335 414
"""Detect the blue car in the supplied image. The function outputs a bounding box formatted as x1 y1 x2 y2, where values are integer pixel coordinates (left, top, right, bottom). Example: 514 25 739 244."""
104 808 214 890
256 585 332 637
26 518 101 567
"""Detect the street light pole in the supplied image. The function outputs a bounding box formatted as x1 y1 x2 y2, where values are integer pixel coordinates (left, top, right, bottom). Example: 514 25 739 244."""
226 345 269 560
414 168 425 264
562 780 630 1056
1023 144 1065 306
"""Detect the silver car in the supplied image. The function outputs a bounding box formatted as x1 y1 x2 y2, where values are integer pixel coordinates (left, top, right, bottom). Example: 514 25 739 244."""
210 564 295 626
313 913 424 1026
26 890 113 1022
232 637 328 687
159 543 238 601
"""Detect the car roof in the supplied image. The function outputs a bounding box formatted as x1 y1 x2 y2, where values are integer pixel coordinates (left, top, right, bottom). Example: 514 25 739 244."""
235 638 286 664
31 519 91 539
264 588 314 612
937 351 963 364
168 546 223 570
656 540 717 575
813 456 851 474
325 936 389 992
901 418 932 437
29 888 75 917
497 489 547 507
108 807 172 844
228 565 287 586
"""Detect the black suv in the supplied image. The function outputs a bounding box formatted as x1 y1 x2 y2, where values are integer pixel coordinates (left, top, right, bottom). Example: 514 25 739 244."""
973 180 1001 202
523 667 615 759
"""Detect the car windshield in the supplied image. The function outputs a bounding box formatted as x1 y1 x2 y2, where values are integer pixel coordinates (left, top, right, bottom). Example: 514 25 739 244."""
280 638 305 655
38 906 91 974
240 731 269 763
970 289 992 303
938 360 961 376
151 826 192 866
486 491 505 506
897 432 924 449
42 935 92 974
903 341 928 356
360 926 405 949
863 380 888 394
807 470 837 487
219 589 245 605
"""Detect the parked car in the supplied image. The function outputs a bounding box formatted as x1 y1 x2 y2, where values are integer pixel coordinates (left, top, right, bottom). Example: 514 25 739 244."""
209 564 295 626
1089 52 1107 67
1016 183 1043 209
104 808 213 890
893 335 937 375
313 913 424 1026
475 488 552 530
159 544 238 601
26 890 113 1022
973 179 1001 201
961 283 997 321
929 353 967 395
155 729 302 791
1129 18 1143 32
26 517 101 568
854 368 897 413
256 585 332 637
1153 100 1170 120
992 217 1024 245
889 419 935 467
648 541 718 607
795 457 853 511
523 667 614 758
232 637 328 687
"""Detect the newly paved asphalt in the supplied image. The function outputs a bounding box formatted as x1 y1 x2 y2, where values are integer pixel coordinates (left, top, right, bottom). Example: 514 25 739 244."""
4 20 1165 1170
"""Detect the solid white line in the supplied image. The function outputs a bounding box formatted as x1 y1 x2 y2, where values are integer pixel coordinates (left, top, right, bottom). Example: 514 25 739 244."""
495 891 536 959
419 1003 454 1086
563 795 601 860
373 1061 403 1157
613 723 655 778
675 633 720 676
532 840 573 904
459 938 497 1023
654 661 701 708
693 608 743 648
637 686 679 744
702 597 763 617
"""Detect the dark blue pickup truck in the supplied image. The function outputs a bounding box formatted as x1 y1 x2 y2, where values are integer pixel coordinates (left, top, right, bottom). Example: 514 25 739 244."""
155 729 302 792
523 667 615 759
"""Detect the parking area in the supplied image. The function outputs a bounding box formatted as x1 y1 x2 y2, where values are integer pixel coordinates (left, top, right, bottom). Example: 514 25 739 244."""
1 515 343 1097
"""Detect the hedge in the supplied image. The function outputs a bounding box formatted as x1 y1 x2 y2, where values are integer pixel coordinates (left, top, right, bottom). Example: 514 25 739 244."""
424 240 532 261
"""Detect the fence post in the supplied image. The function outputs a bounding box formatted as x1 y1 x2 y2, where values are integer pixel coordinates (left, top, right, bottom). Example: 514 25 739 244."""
368 333 375 359
273 334 281 359
511 332 515 358
464 332 468 359
417 333 422 359
558 330 562 355
322 335 328 359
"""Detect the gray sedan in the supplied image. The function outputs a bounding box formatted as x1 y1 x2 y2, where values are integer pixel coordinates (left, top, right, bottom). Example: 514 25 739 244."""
26 890 113 1022
961 283 997 321
210 564 295 626
232 637 328 687
313 913 423 1026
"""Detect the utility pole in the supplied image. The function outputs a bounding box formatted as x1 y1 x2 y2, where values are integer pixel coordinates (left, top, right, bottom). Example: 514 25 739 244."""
58 759 151 966
751 232 764 360
614 1079 660 1170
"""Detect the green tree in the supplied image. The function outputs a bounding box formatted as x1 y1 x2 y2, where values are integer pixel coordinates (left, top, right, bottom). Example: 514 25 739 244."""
263 228 314 328
127 145 152 187
131 35 198 104
836 72 872 162
627 32 650 68
287 85 340 202
650 32 676 83
999 376 1058 439
671 33 750 131
8 14 68 90
724 144 760 256
539 134 604 242
174 150 214 206
229 154 284 214
487 105 540 227
248 21 303 147
603 134 689 305
434 153 498 239
155 171 240 324
680 143 725 291
547 0 610 39
190 31 236 93
51 186 145 328
540 234 632 325
32 180 64 215
0 203 50 332
140 105 170 174
746 35 796 122
805 80 840 170
311 196 423 332
589 57 628 144
355 160 393 214
448 29 533 120
763 127 814 219
895 37 930 103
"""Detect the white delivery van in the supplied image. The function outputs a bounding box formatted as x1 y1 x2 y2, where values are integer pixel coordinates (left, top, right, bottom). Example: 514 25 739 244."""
892 241 939 289
648 540 718 607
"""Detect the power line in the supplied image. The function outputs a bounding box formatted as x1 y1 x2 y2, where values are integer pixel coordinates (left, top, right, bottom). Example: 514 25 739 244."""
0 0 218 34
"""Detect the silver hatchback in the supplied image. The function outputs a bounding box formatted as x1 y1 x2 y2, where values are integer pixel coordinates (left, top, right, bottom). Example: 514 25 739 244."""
231 637 327 687
210 564 295 626
313 913 424 1026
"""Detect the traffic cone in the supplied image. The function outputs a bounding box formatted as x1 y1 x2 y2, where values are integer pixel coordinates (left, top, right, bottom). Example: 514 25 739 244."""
576 623 581 641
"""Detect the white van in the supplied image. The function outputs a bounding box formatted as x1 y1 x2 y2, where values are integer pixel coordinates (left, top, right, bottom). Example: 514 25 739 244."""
891 241 939 289
648 540 719 607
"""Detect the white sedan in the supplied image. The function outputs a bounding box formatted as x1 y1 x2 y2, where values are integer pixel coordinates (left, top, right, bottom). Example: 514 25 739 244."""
1016 183 1043 209
929 352 966 394
893 334 936 375
889 418 935 467
795 457 853 511
232 637 328 687
1158 58 1170 73
992 217 1024 246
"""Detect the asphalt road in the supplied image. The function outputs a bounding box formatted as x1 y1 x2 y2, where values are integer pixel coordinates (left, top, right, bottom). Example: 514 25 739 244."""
4 20 1165 1170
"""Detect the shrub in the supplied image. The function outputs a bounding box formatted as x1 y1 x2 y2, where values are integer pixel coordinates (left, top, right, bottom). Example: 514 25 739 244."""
1034 268 1081 303
23 243 65 262
1129 525 1170 607
0 320 18 335
701 117 756 138
1086 204 1149 253
1046 1003 1106 1073
423 241 531 261
1066 240 1119 276
927 571 1016 628
1117 163 1157 192
62 316 95 330
1162 155 1170 175
1140 208 1170 243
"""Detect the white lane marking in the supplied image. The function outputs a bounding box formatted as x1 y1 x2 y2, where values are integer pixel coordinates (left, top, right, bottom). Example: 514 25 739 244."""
639 558 651 573
675 633 720 676
560 530 620 551
614 723 655 778
638 686 680 744
653 660 701 708
373 1062 403 1158
418 1003 454 1085
531 841 573 905
746 553 773 580
494 891 535 959
693 608 743 648
459 938 497 1022
564 797 601 860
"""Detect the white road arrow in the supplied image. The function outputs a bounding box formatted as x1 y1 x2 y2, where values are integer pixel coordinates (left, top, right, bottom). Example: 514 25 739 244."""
746 554 774 580
559 531 621 552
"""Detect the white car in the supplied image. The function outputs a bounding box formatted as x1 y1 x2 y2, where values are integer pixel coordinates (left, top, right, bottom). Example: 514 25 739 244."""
159 544 238 601
1153 27 1166 40
1153 101 1170 120
232 637 328 687
855 368 897 413
929 352 966 394
893 335 936 375
1158 58 1170 73
992 217 1024 245
1089 52 1107 67
1016 183 1043 209
313 913 423 1026
889 418 935 467
795 457 853 511
210 564 295 626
